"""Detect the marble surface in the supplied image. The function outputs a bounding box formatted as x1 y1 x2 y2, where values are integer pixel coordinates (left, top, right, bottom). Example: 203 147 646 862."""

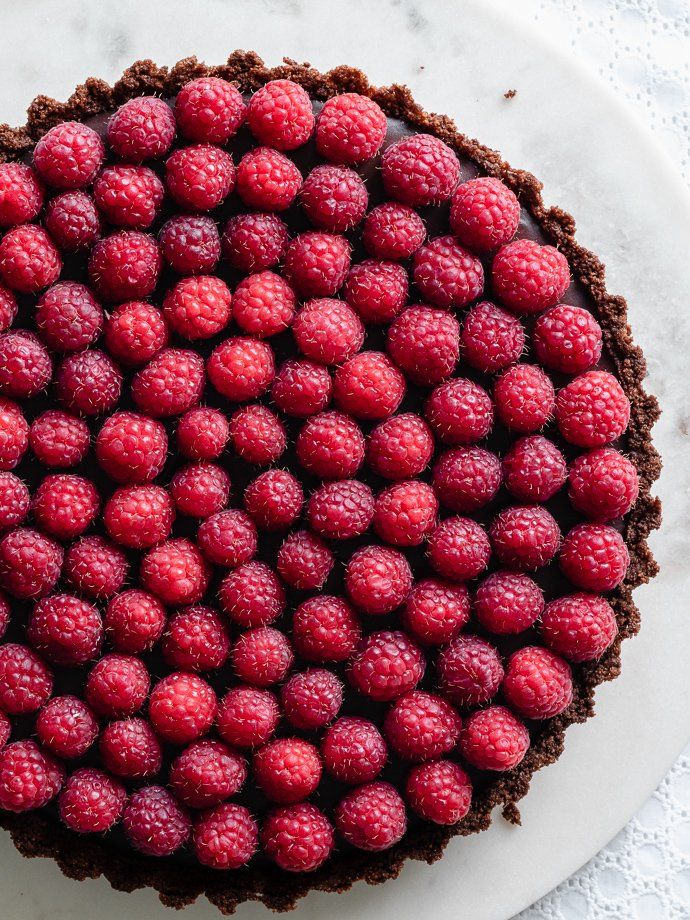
1 1 689 918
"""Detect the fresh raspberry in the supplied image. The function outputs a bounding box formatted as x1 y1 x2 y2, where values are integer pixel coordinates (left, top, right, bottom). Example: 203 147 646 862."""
0 711 8 748
230 404 286 465
175 77 245 144
0 398 29 470
503 645 573 719
132 347 205 418
149 672 217 744
36 281 103 353
55 350 121 416
306 479 374 540
460 705 530 771
107 96 176 162
345 545 412 615
492 238 570 315
555 370 631 448
568 447 639 521
88 231 160 301
0 331 52 399
559 522 629 591
197 508 257 567
93 164 164 228
292 595 361 663
170 739 246 808
236 146 302 211
104 484 174 548
31 473 99 540
246 79 315 151
99 717 162 778
232 626 294 687
382 134 460 207
490 505 560 571
233 271 295 338
162 605 230 672
0 284 17 332
542 592 618 662
427 516 491 581
384 690 461 762
261 803 333 872
58 767 126 834
177 406 229 461
64 535 128 599
300 164 368 231
123 785 191 857
163 275 231 340
193 803 258 870
437 634 503 708
474 570 545 634
277 530 334 591
494 363 555 433
280 669 343 730
34 121 104 189
413 236 484 309
296 411 364 479
450 176 520 252
28 593 103 665
406 759 472 825
43 190 101 251
85 653 150 718
362 202 426 261
0 740 64 812
253 737 321 803
533 304 602 374
348 630 425 702
165 144 235 211
322 716 387 784
333 352 406 422
503 435 567 502
0 162 43 226
402 578 470 645
207 336 274 402
343 259 409 326
170 462 229 518
432 447 502 513
104 589 166 654
141 538 210 605
0 591 8 637
219 561 285 628
28 411 88 469
367 414 433 481
271 358 332 417
461 300 526 372
0 225 61 293
103 300 168 366
373 480 438 546
335 781 407 851
96 411 168 484
292 298 363 367
0 643 53 713
0 528 63 599
387 306 460 387
222 212 289 273
158 214 220 275
36 695 98 759
0 472 29 531
244 469 303 531
217 686 280 749
315 93 386 164
283 233 351 299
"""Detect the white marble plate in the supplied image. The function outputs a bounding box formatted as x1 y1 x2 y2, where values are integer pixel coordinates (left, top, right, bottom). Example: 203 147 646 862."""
1 1 689 918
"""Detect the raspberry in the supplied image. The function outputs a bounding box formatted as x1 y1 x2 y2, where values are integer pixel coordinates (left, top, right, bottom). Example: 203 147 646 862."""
533 304 602 374
333 352 406 421
306 479 374 540
474 571 544 634
85 653 150 718
0 740 64 812
244 469 303 531
104 589 166 654
207 336 274 402
132 348 205 418
0 643 52 713
450 176 520 252
413 236 484 309
0 162 43 226
292 595 361 663
163 275 231 340
322 716 387 784
559 522 629 591
0 591 8 637
246 80 315 151
284 233 351 299
343 258 409 325
194 803 258 870
123 785 191 857
88 231 160 301
0 711 8 748
55 350 121 416
104 484 175 548
166 144 235 211
492 238 570 315
0 399 29 470
28 411 88 469
58 767 126 834
438 634 503 707
36 695 98 759
345 545 412 615
175 77 245 144
197 508 257 567
542 593 618 662
402 578 470 645
0 471 29 531
280 669 343 731
103 300 168 366
36 281 103 353
170 462 229 518
159 214 220 275
387 306 460 387
316 93 386 164
177 406 229 461
149 672 217 744
28 593 103 665
261 803 333 872
162 605 230 672
271 358 332 417
44 190 101 251
219 561 285 628
292 298 364 367
34 121 104 189
461 300 526 372
490 505 560 571
502 435 567 502
494 363 555 433
406 760 472 825
253 737 321 804
0 528 63 599
141 538 210 605
107 96 176 162
460 705 530 771
222 212 289 273
432 446 502 513
555 370 631 448
31 473 99 540
230 404 286 466
348 630 425 701
427 516 491 581
301 164 368 232
0 284 17 332
96 411 168 484
362 202 426 261
277 530 334 591
233 271 295 338
93 164 164 228
367 414 434 481
0 331 51 401
64 535 128 599
0 225 61 293
335 781 407 851
568 447 639 521
503 645 573 719
170 739 246 808
232 626 294 687
382 134 460 206
384 690 461 762
99 717 162 778
297 411 364 479
236 146 302 211
217 686 280 749
373 480 438 547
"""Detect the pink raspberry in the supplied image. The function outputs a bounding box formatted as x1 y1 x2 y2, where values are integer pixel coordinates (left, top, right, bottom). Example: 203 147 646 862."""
322 717 387 784
0 284 17 332
367 414 434 481
427 516 491 581
132 347 205 418
460 705 530 771
555 370 631 447
373 480 438 547
306 479 374 540
253 737 321 803
93 164 164 229
291 595 361 663
85 653 150 718
0 471 29 531
559 522 629 591
219 561 285 628
461 300 526 372
44 190 102 251
104 589 166 654
149 672 217 744
296 411 364 479
450 176 520 252
362 202 426 261
384 690 461 762
88 231 160 301
233 271 295 338
492 238 570 314
474 571 544 635
169 739 246 808
345 545 412 615
58 767 126 834
494 363 555 433
0 398 29 470
207 336 274 402
541 592 618 662
29 410 89 469
333 352 405 421
382 133 459 206
104 484 175 548
301 164 368 232
232 626 294 687
96 411 168 484
0 740 64 812
64 535 128 599
316 93 386 164
292 297 363 365
193 803 258 870
99 717 162 778
36 695 98 759
107 96 176 162
28 593 103 665
533 303 603 374
170 462 230 519
343 258 409 324
175 77 245 144
36 281 103 353
236 146 302 211
402 578 470 645
31 473 99 540
217 686 280 749
244 469 303 531
503 645 573 719
162 605 230 672
34 121 104 189
437 634 504 707
0 528 63 599
103 300 168 366
490 505 561 571
277 530 334 591
271 358 332 417
165 144 235 211
123 785 191 857
502 435 567 502
568 447 639 521
0 643 53 713
0 331 52 399
222 212 289 272
163 275 231 340
0 225 61 293
284 233 351 299
56 350 122 416
197 508 257 567
261 803 333 872
158 214 220 275
413 236 484 309
280 669 343 731
335 781 407 851
406 760 472 825
432 447 502 513
348 630 425 701
230 404 286 466
0 162 43 227
246 79 314 151
387 306 460 387
141 538 209 605
177 406 229 460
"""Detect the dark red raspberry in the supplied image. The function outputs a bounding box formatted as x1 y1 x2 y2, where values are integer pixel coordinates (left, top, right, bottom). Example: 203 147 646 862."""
503 435 567 502
141 538 209 605
236 146 302 211
474 571 544 634
230 404 286 466
175 77 245 144
437 634 503 707
56 350 122 416
96 411 168 484
170 462 229 518
533 304 602 374
93 164 163 228
58 767 126 834
306 479 374 540
568 447 639 521
88 231 160 301
162 605 230 672
232 626 294 687
222 212 289 272
367 414 434 481
0 740 64 812
541 592 618 662
559 522 629 591
292 297 364 365
207 336 274 402
492 238 570 314
277 530 334 591
494 363 555 433
450 176 520 252
233 271 295 338
104 589 166 654
36 281 103 353
149 672 217 744
253 737 322 803
301 164 368 232
348 630 425 701
0 711 8 748
123 785 191 857
193 803 258 870
44 190 101 251
297 411 364 479
0 472 29 531
284 234 351 299
0 162 43 226
36 695 98 759
34 121 104 188
0 643 53 713
107 97 175 162
64 535 128 599
158 214 220 275
163 275 231 340
427 516 491 581
244 469 303 531
170 739 246 808
490 505 560 571
382 134 459 206
555 370 631 448
29 410 89 469
406 760 472 825
373 480 438 547
281 669 343 731
0 284 17 332
31 473 99 540
384 690 461 762
132 347 205 418
335 781 406 851
166 144 235 211
0 331 52 399
85 653 150 718
345 545 412 615
262 803 333 872
316 93 386 164
387 306 460 387
0 225 61 293
177 406 229 461
322 717 387 784
271 358 332 417
362 202 426 261
104 484 174 548
432 447 502 513
219 561 285 628
413 236 484 309
503 645 573 719
461 300 525 372
99 717 162 778
103 300 168 367
292 595 361 663
0 528 63 599
0 398 29 470
197 508 257 567
333 352 405 421
28 593 103 665
402 578 470 645
246 79 315 151
460 705 530 771
343 258 409 325
217 686 280 749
